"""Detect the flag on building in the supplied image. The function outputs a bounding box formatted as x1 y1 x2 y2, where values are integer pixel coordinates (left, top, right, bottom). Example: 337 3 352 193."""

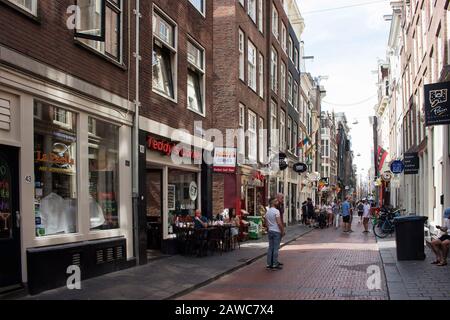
297 137 310 148
377 146 388 173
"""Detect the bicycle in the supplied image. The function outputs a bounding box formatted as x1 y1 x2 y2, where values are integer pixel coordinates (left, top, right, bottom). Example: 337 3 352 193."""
372 208 405 238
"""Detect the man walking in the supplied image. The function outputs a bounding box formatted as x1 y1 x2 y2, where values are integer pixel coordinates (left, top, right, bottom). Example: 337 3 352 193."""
333 200 341 229
362 199 371 233
341 197 352 233
307 198 315 228
266 198 285 270
301 201 308 225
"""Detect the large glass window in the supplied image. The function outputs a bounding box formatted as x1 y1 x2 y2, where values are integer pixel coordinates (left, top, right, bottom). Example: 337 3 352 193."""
271 47 278 93
168 170 198 235
88 117 120 231
7 0 37 14
280 62 286 102
34 102 77 237
248 0 256 23
239 29 245 81
187 40 205 114
248 40 257 91
248 111 257 162
153 8 176 100
258 52 264 98
79 0 122 62
272 4 279 40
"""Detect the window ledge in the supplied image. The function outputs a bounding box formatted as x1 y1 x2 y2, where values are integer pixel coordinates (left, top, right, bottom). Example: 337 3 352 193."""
187 107 206 118
0 0 40 23
74 39 126 71
152 89 178 104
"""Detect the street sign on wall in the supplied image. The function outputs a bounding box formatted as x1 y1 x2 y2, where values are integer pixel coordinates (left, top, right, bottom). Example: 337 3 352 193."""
404 153 419 175
213 148 237 173
424 81 450 126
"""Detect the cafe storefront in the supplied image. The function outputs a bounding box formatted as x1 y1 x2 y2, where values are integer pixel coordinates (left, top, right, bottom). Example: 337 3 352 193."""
0 69 134 295
138 117 213 257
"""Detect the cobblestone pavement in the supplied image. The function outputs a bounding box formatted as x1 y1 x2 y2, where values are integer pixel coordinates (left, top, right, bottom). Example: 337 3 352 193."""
18 225 310 300
378 238 450 300
180 220 388 300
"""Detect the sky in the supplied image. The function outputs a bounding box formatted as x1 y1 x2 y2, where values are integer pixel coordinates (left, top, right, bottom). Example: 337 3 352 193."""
297 0 392 179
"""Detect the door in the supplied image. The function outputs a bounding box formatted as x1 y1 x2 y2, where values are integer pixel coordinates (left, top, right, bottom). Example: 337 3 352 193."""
0 145 21 290
146 169 163 250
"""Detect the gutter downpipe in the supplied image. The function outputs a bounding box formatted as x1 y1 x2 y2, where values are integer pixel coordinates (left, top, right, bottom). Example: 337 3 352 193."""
133 0 141 265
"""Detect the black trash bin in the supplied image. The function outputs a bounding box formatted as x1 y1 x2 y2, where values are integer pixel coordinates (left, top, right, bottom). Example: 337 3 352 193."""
394 215 428 261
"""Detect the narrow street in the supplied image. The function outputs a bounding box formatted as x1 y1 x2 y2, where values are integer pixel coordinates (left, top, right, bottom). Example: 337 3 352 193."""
180 220 388 300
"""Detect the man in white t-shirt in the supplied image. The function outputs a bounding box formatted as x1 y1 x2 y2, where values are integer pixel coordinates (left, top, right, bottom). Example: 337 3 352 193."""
266 198 285 271
431 208 450 267
362 200 371 233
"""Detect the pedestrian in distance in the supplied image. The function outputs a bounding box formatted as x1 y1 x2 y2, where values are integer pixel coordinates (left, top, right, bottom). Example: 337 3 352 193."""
301 201 308 225
362 199 371 233
266 198 285 271
307 198 315 228
341 197 352 233
357 200 364 224
430 207 450 267
326 202 333 228
333 200 341 229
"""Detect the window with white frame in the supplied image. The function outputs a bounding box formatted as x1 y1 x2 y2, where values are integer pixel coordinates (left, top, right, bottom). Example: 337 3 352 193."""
281 23 287 53
287 72 293 104
153 8 177 100
187 39 205 115
280 62 286 102
259 52 264 98
288 37 293 60
270 100 278 150
189 0 205 15
259 117 265 163
7 0 37 14
239 103 245 128
272 3 279 40
239 29 245 81
258 0 263 33
287 116 292 152
248 110 257 162
248 0 256 23
271 47 278 93
78 0 123 62
248 40 257 91
293 122 298 156
293 80 299 110
437 26 443 74
294 47 299 70
280 109 286 150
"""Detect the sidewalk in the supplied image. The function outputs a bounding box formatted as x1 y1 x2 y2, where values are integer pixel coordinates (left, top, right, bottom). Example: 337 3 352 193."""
21 224 312 300
378 237 450 300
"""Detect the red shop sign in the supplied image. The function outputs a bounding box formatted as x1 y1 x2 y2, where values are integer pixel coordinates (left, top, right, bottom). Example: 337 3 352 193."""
146 136 202 160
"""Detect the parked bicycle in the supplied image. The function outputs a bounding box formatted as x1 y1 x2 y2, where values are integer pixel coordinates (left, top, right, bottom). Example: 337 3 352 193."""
372 208 406 238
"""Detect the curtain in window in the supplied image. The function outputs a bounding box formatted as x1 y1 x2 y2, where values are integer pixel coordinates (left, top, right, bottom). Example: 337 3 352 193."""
153 46 174 98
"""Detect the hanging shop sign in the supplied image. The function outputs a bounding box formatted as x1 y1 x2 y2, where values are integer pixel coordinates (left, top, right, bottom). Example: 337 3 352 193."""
404 153 419 175
382 172 392 182
147 136 202 161
390 160 405 174
293 163 308 174
213 147 237 173
278 153 288 171
424 81 450 126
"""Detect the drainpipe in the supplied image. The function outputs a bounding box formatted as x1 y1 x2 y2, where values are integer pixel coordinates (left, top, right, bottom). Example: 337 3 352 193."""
133 0 141 265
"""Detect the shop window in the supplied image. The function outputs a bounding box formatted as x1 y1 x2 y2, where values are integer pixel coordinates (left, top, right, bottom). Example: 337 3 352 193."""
6 0 37 15
77 0 122 62
88 117 120 231
153 8 177 100
187 40 205 115
168 170 198 236
34 102 78 237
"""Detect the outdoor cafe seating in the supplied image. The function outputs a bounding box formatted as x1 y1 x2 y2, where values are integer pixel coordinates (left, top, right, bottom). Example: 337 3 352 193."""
173 219 237 257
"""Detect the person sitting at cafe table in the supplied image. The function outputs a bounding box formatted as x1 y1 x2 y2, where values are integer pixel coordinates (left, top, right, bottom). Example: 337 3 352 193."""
194 210 208 229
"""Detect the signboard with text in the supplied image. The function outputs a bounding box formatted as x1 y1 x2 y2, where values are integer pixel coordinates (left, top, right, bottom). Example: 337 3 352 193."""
404 153 419 175
213 148 237 173
424 81 450 126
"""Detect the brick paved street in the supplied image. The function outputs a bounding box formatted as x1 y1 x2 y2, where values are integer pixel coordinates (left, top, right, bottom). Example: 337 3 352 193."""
180 220 388 300
379 238 450 300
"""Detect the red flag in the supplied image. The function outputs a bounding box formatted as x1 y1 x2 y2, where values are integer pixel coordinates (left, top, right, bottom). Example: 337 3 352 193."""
377 147 388 172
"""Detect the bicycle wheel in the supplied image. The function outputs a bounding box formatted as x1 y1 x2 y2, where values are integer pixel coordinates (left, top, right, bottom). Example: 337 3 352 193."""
382 221 395 236
373 221 389 238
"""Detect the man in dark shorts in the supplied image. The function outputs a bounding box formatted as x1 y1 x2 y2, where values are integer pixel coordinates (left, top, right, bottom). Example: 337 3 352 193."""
307 198 315 228
341 197 352 233
430 207 450 267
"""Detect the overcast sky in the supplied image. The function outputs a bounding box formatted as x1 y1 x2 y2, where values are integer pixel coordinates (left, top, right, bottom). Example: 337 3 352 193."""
297 0 392 179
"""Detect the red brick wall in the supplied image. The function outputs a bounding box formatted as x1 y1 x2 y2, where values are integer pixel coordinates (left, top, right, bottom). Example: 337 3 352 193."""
0 0 135 99
139 0 214 135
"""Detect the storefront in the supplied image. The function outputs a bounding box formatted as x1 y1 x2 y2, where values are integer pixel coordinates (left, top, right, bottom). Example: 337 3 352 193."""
138 119 213 257
241 168 266 216
0 67 134 294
